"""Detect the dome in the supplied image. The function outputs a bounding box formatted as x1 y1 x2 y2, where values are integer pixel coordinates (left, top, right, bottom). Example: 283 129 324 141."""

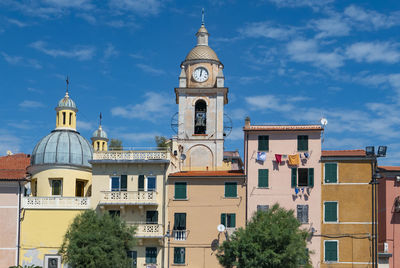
92 126 108 140
57 92 77 110
185 45 220 62
31 130 93 168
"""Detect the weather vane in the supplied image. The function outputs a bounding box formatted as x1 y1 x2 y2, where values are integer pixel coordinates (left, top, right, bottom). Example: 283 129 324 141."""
99 112 102 126
66 75 69 94
201 8 205 25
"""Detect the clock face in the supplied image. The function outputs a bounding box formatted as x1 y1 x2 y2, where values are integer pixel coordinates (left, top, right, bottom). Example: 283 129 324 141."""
193 67 209 82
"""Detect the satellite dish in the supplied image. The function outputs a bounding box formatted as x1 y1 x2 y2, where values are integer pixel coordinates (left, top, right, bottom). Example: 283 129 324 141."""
180 154 186 161
217 224 226 232
320 118 328 127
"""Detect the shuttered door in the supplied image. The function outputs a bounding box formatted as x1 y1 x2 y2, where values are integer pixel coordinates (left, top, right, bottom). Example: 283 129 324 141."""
308 168 314 187
325 163 338 183
175 182 187 199
258 136 269 151
121 175 127 191
225 182 237 197
138 175 145 191
324 241 338 262
291 168 297 188
258 169 269 188
324 202 338 222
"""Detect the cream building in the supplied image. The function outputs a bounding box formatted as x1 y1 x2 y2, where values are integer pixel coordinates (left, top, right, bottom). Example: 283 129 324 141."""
21 90 93 267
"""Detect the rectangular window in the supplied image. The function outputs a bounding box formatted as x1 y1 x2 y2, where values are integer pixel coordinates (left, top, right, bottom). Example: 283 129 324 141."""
146 210 158 224
258 169 269 188
138 175 145 191
225 182 237 198
62 112 66 125
174 247 185 264
173 213 186 230
221 213 236 228
145 247 157 264
292 168 314 187
324 241 338 262
111 176 127 191
51 179 62 196
324 201 338 222
257 205 269 212
69 112 72 126
174 182 187 199
297 135 308 151
109 210 120 217
258 135 269 151
297 205 309 224
325 163 338 183
127 251 137 268
44 255 61 268
147 176 156 191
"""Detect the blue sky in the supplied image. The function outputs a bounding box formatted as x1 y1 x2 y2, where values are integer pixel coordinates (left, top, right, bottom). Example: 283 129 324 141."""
1 0 400 165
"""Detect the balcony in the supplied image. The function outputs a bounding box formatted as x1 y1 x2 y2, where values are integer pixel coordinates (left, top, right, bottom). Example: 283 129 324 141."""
172 230 187 241
99 191 158 206
127 222 164 238
92 149 169 161
22 196 91 209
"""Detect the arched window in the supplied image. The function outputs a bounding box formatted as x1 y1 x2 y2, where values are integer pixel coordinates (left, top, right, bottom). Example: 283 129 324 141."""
194 100 207 134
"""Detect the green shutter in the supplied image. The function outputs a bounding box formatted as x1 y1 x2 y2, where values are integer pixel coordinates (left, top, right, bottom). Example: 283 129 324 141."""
325 163 338 183
297 135 308 151
175 182 187 199
325 241 338 262
258 169 269 188
229 214 236 228
324 202 338 222
138 175 145 191
291 168 297 188
121 175 127 191
225 182 237 197
258 136 269 151
221 213 226 226
308 168 314 187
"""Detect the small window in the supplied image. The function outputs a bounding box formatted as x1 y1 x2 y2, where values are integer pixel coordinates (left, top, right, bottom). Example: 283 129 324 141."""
291 168 314 188
138 175 145 191
97 141 100 151
146 210 158 224
297 135 308 151
194 100 207 134
324 240 338 262
51 179 62 196
325 163 338 183
298 168 308 187
174 247 185 264
174 182 187 200
111 175 127 191
69 112 72 125
258 169 269 188
109 210 120 217
221 213 236 228
147 176 156 191
225 182 237 198
62 112 66 125
44 255 61 268
173 213 186 230
258 135 269 151
297 205 309 224
145 247 157 264
324 201 338 222
127 251 137 268
257 205 269 212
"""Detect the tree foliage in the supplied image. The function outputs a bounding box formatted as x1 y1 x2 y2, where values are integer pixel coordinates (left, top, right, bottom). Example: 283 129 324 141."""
59 210 136 268
109 139 123 150
217 204 311 268
155 136 171 150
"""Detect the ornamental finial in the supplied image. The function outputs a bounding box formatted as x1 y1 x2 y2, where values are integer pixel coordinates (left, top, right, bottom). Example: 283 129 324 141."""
201 8 205 26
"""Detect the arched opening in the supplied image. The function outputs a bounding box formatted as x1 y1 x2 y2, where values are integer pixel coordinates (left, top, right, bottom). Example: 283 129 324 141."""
194 100 207 134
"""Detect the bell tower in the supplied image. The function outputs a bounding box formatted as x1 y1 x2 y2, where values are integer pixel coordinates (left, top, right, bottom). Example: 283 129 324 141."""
173 19 228 171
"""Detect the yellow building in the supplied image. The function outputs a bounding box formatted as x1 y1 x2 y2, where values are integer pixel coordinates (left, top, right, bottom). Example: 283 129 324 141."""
320 150 373 267
20 89 93 267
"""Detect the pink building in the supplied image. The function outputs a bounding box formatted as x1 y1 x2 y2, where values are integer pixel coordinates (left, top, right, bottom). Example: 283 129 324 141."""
377 166 400 268
0 153 30 267
244 119 322 267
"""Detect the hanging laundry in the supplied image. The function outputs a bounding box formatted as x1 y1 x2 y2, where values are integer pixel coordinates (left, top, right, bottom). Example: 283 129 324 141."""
282 154 288 160
299 153 303 159
288 154 300 166
257 152 266 162
295 188 299 195
275 154 282 164
304 152 309 159
301 188 305 194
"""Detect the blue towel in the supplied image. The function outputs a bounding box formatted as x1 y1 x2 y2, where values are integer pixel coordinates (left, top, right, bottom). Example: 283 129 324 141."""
257 152 266 162
304 152 309 159
295 188 299 195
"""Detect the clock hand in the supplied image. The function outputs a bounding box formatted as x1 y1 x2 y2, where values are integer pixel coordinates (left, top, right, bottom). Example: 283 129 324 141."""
200 70 203 77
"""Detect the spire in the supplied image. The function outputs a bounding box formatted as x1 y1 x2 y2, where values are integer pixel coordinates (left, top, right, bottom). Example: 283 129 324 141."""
201 8 205 26
99 112 102 127
196 9 209 46
65 75 69 97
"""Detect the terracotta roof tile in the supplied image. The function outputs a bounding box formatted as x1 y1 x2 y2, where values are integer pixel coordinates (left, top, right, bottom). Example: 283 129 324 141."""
243 125 323 131
378 166 400 172
322 150 366 157
0 154 30 180
169 170 245 177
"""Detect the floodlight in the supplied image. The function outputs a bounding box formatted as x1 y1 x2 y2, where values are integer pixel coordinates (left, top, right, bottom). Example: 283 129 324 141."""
377 146 387 157
365 146 375 156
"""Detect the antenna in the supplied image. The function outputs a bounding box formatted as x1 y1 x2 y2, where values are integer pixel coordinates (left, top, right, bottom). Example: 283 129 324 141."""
99 112 102 126
201 8 205 25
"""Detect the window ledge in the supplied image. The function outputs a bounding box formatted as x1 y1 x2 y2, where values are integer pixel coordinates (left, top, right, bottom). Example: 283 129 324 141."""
173 198 189 201
257 187 269 189
223 196 239 199
323 182 339 184
192 134 207 136
172 264 187 266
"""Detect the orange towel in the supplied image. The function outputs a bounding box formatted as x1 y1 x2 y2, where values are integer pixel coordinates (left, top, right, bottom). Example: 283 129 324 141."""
288 154 300 166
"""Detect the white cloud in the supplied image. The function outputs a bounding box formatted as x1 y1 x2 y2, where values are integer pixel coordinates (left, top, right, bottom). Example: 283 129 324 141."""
118 132 161 143
344 5 400 30
103 44 119 60
109 0 163 16
19 100 45 108
238 21 295 40
1 52 42 69
111 92 173 122
136 63 165 75
77 120 94 131
345 42 400 64
7 18 27 27
268 0 334 10
311 16 351 38
352 73 400 94
30 41 95 61
226 127 244 141
286 39 344 69
0 131 22 154
245 95 294 112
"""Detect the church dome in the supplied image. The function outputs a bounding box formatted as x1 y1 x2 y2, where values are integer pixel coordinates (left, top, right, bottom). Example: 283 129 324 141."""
31 130 93 168
185 45 220 62
92 126 108 140
57 92 77 110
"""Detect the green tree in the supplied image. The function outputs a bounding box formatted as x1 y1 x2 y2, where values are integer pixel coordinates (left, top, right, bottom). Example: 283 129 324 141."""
59 210 136 268
155 136 171 150
109 139 123 150
217 204 311 268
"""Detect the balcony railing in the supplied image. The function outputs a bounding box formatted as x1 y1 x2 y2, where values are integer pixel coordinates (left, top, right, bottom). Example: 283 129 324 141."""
93 149 169 161
127 222 163 238
99 191 158 205
172 230 187 241
22 196 91 209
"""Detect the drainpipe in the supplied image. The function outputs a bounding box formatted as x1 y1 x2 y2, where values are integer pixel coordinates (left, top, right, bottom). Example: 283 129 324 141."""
245 131 249 225
162 162 168 267
17 180 22 266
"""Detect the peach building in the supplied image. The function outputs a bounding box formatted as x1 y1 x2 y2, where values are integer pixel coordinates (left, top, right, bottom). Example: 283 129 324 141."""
244 119 322 267
377 166 400 268
0 153 30 268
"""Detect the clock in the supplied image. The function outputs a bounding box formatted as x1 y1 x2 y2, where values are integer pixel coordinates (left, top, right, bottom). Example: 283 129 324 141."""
192 67 209 82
